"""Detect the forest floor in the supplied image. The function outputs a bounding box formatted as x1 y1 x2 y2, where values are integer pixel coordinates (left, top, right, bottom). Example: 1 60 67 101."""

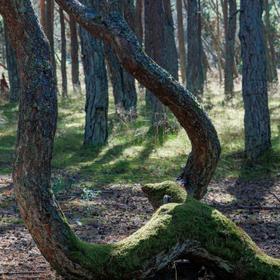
1 78 280 279
1 174 280 279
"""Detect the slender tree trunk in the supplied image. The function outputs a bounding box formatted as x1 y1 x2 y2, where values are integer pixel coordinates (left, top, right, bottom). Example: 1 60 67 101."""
135 0 144 44
145 0 178 128
224 0 237 98
105 0 137 121
215 0 223 85
40 0 47 33
80 0 109 146
45 0 57 83
163 0 179 81
4 21 20 102
59 7 68 98
0 22 6 67
69 16 81 93
239 0 271 160
264 0 278 83
186 0 204 96
176 0 187 85
122 0 138 119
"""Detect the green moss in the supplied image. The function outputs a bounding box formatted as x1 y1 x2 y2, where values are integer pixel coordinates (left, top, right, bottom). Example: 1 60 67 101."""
142 181 187 208
68 185 280 279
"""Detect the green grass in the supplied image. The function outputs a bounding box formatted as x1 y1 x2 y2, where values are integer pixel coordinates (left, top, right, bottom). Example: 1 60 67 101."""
1 81 280 187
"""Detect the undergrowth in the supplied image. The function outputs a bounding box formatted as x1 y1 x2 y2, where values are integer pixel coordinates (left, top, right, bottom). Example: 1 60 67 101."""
1 80 280 189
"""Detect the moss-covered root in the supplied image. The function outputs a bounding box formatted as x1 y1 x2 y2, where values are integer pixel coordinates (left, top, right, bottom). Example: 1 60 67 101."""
72 183 280 279
142 181 187 209
116 199 280 279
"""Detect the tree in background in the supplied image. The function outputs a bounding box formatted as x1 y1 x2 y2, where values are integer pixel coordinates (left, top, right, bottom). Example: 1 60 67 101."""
4 21 20 102
69 15 81 93
105 0 137 121
59 7 68 98
163 0 179 81
176 0 187 85
40 0 57 86
187 0 205 97
135 0 144 45
224 0 237 99
264 0 278 83
239 0 271 160
46 0 57 83
39 0 47 33
144 0 178 128
80 0 109 146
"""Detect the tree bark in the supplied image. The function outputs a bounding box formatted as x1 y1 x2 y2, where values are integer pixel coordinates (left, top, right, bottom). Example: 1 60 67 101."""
215 0 223 85
186 0 204 97
59 7 68 98
40 0 47 33
144 0 178 128
224 0 237 98
135 0 144 44
4 20 20 102
69 16 81 93
163 0 179 81
263 0 278 83
80 0 109 146
45 0 57 83
105 0 137 121
239 0 271 160
2 1 279 279
176 0 187 85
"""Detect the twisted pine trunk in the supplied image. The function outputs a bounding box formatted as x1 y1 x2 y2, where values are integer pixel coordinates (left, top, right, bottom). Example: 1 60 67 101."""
2 0 279 279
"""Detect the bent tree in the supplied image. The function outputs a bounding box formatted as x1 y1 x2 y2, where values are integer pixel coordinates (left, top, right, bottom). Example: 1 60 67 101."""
1 0 279 279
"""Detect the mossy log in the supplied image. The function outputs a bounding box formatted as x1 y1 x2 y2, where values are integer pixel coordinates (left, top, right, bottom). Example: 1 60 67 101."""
63 181 280 279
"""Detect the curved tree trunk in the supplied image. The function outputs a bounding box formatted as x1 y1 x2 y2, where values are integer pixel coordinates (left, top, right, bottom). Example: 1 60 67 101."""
79 0 109 146
3 1 279 280
239 0 271 160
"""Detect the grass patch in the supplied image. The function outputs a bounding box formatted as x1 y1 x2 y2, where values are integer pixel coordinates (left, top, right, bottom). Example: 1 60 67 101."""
1 81 280 187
